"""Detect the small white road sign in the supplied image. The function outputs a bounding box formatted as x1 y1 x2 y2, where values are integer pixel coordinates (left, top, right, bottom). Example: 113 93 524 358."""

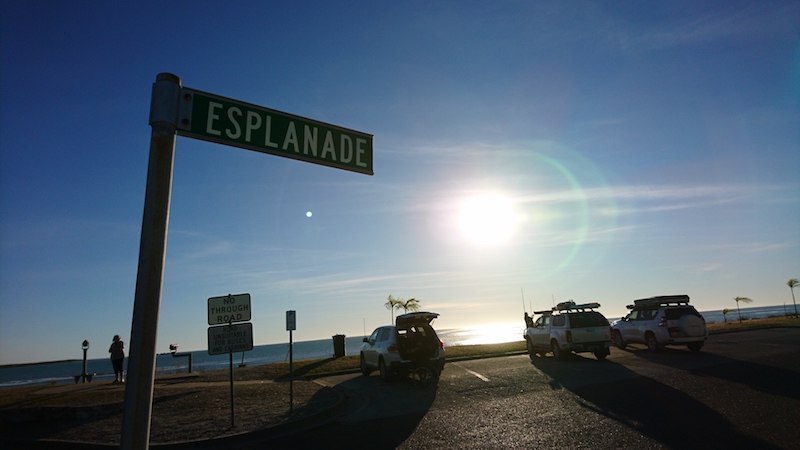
208 293 251 325
208 322 254 355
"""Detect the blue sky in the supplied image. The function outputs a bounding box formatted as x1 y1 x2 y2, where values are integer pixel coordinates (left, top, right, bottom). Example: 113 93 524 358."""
1 1 798 365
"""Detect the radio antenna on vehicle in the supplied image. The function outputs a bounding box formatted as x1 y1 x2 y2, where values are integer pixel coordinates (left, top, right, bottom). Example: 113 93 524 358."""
521 288 527 313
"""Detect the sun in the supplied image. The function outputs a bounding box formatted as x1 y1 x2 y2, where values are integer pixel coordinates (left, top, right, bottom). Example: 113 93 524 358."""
458 193 518 246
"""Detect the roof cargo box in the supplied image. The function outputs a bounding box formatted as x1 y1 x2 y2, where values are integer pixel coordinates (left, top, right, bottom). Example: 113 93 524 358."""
630 295 690 309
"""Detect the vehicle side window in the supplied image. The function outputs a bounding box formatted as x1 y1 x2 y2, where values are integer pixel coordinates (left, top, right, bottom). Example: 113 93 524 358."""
628 311 639 320
553 315 565 327
543 316 551 326
368 329 379 344
378 328 390 341
534 317 544 327
570 312 608 327
639 309 656 320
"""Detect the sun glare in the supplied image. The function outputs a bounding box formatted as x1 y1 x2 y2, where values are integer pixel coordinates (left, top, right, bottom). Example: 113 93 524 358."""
458 193 518 246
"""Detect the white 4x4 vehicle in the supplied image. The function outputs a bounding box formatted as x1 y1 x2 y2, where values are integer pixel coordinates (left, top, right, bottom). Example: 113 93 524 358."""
524 301 611 360
611 295 708 352
360 312 446 382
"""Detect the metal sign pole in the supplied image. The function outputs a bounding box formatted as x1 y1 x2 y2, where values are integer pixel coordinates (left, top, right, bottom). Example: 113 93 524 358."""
121 73 181 450
229 345 235 428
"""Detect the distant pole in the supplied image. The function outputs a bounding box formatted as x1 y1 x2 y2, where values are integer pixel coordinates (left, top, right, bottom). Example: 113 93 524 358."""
121 73 181 450
520 288 526 313
289 328 294 413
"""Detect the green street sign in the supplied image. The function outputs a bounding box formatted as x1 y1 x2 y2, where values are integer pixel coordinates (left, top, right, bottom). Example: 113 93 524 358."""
177 88 373 175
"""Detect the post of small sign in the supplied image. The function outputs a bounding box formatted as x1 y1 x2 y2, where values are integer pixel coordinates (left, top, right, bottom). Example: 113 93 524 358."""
286 310 296 412
207 293 253 429
228 328 234 428
123 73 372 450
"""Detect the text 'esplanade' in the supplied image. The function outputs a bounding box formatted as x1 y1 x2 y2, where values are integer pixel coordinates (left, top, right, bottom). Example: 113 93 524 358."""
177 88 374 175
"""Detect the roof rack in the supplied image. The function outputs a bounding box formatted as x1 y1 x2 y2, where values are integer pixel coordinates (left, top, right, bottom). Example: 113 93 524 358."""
627 294 690 310
554 301 601 311
532 301 602 315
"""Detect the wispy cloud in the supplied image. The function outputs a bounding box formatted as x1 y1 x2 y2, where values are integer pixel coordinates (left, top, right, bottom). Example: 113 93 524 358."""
612 4 798 51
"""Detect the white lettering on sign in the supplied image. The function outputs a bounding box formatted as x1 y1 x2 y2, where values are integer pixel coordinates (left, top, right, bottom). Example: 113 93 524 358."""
200 99 367 168
340 135 352 163
206 102 222 136
264 115 278 148
179 88 373 176
245 110 261 142
226 107 242 139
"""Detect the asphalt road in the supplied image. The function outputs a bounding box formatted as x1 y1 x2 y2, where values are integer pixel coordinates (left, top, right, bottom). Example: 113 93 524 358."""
257 328 800 450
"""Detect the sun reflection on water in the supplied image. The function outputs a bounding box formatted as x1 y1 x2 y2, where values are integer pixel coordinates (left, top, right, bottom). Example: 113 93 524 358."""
438 323 524 347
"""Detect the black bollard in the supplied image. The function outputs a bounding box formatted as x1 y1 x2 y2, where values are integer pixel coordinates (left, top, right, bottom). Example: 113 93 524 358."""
81 340 90 383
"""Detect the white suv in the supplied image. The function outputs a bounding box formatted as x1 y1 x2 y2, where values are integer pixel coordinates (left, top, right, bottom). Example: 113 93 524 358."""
611 295 708 352
360 312 445 381
524 301 612 360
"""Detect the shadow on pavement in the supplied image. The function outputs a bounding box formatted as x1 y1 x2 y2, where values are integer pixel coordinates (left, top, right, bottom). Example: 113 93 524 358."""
530 353 781 449
256 373 437 450
626 344 800 402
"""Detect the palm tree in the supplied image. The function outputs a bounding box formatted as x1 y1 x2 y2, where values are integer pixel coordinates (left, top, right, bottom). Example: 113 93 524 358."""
733 296 753 323
384 294 402 322
399 297 421 314
788 278 799 316
722 308 730 323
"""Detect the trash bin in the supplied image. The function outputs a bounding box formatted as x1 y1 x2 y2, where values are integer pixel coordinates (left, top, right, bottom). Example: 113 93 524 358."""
332 334 346 358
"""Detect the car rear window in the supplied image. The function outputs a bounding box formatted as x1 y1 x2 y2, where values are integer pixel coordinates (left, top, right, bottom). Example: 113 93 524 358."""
569 312 609 328
664 307 701 320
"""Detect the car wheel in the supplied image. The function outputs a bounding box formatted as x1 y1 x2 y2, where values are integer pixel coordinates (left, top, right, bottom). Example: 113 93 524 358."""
526 338 536 361
379 357 391 381
410 366 436 388
551 340 564 360
645 332 661 352
687 342 704 352
613 331 627 350
360 354 372 376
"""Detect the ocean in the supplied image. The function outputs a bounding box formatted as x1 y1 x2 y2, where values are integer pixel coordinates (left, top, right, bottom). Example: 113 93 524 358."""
1 304 794 389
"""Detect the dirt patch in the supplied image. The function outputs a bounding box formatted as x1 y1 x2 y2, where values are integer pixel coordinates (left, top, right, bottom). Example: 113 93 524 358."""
0 379 336 445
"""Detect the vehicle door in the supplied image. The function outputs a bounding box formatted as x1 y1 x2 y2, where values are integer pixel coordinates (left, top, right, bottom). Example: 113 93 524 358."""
531 315 552 347
619 310 639 341
362 328 382 366
636 309 657 339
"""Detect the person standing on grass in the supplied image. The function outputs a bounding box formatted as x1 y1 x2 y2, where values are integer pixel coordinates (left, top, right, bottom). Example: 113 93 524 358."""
109 335 125 383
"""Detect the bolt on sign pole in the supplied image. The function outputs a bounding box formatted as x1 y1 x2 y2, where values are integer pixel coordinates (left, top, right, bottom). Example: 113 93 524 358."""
121 73 181 450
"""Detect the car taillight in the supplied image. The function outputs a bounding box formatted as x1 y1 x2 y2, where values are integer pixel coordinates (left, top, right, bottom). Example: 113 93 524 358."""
387 345 398 353
658 318 668 327
439 340 444 349
566 330 573 343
